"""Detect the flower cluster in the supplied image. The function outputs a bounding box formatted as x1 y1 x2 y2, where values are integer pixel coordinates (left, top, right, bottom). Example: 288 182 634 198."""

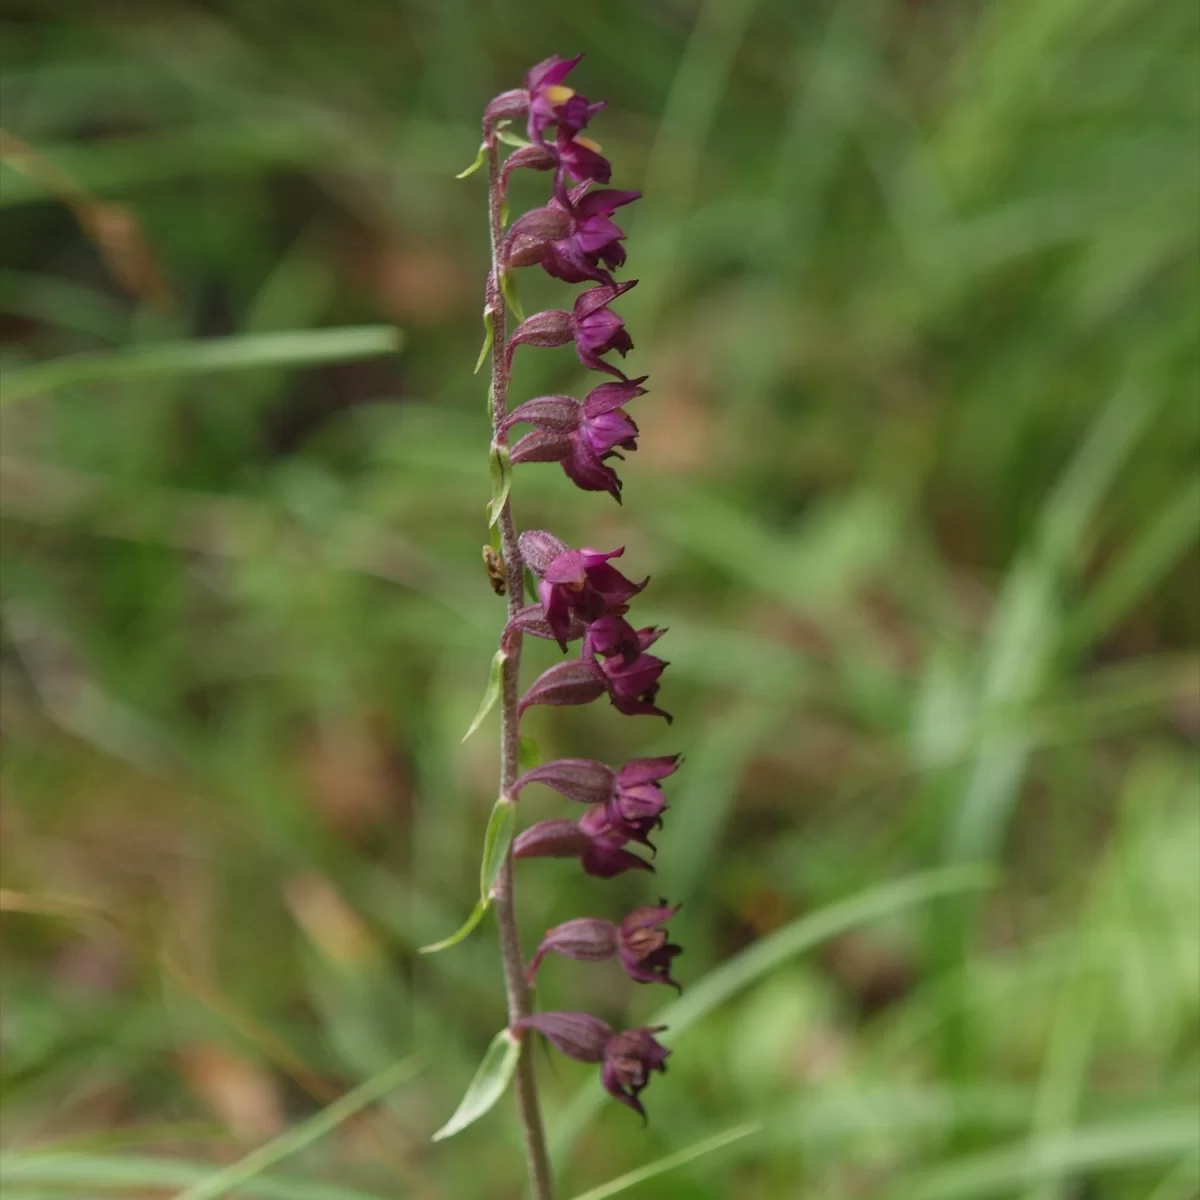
485 56 678 1122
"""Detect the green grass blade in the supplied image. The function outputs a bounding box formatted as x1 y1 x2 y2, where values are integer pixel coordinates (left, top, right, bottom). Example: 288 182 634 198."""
893 1111 1200 1200
171 1055 422 1200
1 326 404 405
431 1029 521 1142
0 1154 396 1200
549 865 992 1162
567 1122 761 1200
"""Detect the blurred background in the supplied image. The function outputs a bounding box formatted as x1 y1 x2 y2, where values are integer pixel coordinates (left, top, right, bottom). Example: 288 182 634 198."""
1 2 1198 1197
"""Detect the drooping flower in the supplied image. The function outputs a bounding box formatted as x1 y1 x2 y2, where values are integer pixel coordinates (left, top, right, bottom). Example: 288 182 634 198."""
513 816 652 878
582 616 663 663
596 649 671 721
611 756 680 822
517 532 646 649
527 903 682 991
579 799 661 855
571 281 636 374
524 54 586 143
519 651 671 722
601 1025 671 1119
507 281 637 378
536 186 641 285
616 904 683 991
512 1014 671 1121
503 378 646 501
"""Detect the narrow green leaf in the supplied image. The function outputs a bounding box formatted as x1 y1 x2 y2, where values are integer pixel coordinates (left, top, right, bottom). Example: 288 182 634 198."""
518 735 541 773
173 1057 422 1200
486 443 513 528
431 1030 521 1142
417 897 488 955
1 326 403 406
495 129 532 150
567 1123 761 1200
500 269 524 321
456 142 487 179
461 649 505 743
474 310 494 375
479 797 516 899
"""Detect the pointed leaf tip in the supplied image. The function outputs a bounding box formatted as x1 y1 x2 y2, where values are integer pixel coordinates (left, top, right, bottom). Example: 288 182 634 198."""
474 310 494 375
431 1029 521 1140
462 648 505 742
456 142 487 179
487 443 513 528
419 896 489 954
479 797 516 899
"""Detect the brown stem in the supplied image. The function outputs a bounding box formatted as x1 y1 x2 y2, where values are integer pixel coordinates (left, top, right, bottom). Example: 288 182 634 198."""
485 134 555 1200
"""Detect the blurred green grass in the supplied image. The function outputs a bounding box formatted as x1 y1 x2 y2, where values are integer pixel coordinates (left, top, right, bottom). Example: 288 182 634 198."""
1 1 1197 1197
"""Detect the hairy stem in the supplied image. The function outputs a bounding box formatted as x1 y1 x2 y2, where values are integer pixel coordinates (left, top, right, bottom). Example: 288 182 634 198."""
486 136 555 1200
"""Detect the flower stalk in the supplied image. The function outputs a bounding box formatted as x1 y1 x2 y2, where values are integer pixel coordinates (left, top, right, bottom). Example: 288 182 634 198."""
485 133 556 1200
438 55 683 1198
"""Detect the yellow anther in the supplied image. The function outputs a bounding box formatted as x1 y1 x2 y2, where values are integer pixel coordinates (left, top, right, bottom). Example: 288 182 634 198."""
574 135 602 153
544 85 576 105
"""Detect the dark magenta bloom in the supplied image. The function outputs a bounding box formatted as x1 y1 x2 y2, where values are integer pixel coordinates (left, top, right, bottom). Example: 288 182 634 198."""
602 1025 670 1120
507 281 637 378
580 799 662 855
582 616 663 663
518 532 646 649
513 1014 671 1120
504 378 646 502
597 649 671 721
554 125 612 186
572 281 636 376
527 903 681 991
524 54 585 143
617 905 683 991
612 755 680 824
539 186 641 285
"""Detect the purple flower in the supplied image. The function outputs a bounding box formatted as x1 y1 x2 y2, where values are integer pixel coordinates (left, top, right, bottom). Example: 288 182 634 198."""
617 904 683 991
554 126 612 186
503 378 646 502
539 186 641 285
513 816 653 878
582 615 663 663
518 532 646 649
602 1025 671 1120
611 755 680 825
507 281 637 378
596 649 671 722
513 1013 671 1121
512 753 679 813
524 54 585 143
519 651 671 723
572 282 636 375
580 795 661 853
527 903 682 991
